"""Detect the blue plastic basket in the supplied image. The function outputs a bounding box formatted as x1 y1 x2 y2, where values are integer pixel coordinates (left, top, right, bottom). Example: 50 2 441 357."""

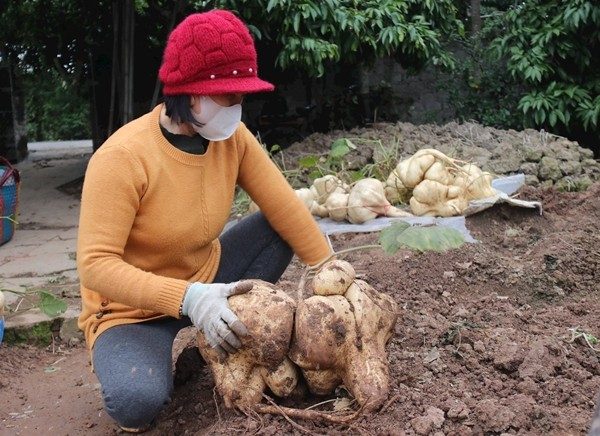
0 156 20 246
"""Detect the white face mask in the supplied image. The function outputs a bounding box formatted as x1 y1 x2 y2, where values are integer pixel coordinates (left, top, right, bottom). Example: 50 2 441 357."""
192 96 242 141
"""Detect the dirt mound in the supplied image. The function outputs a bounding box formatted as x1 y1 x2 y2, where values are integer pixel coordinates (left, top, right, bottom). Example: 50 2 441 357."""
278 120 600 192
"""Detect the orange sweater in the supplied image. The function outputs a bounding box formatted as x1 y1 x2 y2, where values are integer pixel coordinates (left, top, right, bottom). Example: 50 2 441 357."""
77 104 331 350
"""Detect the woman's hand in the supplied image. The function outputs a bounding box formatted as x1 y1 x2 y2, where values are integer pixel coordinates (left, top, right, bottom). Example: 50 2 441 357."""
181 281 253 355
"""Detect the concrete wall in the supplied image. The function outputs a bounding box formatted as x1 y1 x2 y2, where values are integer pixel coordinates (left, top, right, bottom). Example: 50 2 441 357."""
242 55 456 139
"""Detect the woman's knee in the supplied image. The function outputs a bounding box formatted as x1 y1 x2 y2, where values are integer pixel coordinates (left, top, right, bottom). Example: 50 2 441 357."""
102 377 172 427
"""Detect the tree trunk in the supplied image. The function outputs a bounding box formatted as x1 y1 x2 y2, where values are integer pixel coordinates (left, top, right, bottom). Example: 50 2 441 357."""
108 0 135 136
471 0 481 35
87 51 102 151
121 0 135 126
470 0 482 86
357 64 372 125
150 0 188 109
7 61 28 163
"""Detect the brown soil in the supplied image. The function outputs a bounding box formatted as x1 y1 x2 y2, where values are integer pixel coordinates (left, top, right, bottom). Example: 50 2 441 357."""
2 127 600 435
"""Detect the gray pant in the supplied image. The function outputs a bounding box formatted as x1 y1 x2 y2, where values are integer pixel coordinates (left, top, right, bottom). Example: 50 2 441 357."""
92 212 293 429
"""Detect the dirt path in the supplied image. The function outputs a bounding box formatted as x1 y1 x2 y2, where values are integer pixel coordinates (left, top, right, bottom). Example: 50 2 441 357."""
0 342 113 434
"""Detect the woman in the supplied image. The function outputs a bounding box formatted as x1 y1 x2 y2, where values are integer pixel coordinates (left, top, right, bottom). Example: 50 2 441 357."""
77 9 331 433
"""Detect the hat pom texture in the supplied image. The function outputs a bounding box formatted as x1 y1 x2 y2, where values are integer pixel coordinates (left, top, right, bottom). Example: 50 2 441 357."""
159 10 274 96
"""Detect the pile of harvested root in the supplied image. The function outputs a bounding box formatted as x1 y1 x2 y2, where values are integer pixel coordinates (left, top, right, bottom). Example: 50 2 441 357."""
383 148 497 216
250 149 499 221
195 260 399 423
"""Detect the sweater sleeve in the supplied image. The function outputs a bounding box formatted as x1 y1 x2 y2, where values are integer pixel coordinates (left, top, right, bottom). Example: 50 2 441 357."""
77 145 188 317
235 128 332 265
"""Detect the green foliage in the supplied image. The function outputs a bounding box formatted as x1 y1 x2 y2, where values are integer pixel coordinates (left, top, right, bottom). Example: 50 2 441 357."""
1 288 67 318
439 36 524 130
330 138 356 159
38 291 68 317
379 222 465 254
197 0 463 77
489 0 600 136
25 70 91 141
298 138 358 180
328 220 466 263
3 321 54 346
296 137 398 184
0 0 111 75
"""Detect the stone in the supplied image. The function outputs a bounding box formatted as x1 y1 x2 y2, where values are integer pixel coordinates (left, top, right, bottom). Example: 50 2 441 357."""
538 156 562 181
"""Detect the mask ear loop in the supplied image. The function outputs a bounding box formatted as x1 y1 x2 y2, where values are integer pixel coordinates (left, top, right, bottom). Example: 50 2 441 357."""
190 96 206 128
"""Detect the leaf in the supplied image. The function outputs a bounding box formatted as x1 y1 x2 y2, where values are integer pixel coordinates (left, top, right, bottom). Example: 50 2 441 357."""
399 226 465 252
299 155 320 168
380 223 465 254
330 138 357 159
379 221 411 254
38 291 67 317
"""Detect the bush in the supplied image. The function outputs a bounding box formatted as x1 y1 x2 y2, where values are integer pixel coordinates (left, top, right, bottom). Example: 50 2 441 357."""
25 70 91 141
439 19 524 131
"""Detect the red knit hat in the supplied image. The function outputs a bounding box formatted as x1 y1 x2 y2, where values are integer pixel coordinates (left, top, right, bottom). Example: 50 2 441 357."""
159 10 274 96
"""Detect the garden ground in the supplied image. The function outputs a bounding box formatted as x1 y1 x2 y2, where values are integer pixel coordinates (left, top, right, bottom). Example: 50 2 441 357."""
1 125 599 435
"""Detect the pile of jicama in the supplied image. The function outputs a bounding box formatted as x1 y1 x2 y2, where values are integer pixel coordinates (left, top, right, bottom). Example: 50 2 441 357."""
383 148 497 217
297 174 413 224
195 260 399 420
248 148 498 220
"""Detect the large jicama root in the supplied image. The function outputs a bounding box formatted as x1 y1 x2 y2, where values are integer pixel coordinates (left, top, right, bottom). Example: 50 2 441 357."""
196 261 398 418
311 259 356 296
324 191 349 221
196 281 298 409
289 260 399 412
303 175 414 224
295 187 315 210
451 163 496 201
384 169 411 205
386 148 497 217
250 173 416 223
394 148 460 188
307 175 349 218
310 175 349 204
347 178 413 224
409 179 469 217
248 187 316 215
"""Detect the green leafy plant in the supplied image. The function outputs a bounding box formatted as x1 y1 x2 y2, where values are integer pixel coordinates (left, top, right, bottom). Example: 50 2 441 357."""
489 0 600 139
379 221 466 254
313 221 465 267
439 34 524 130
202 0 462 78
1 287 67 318
298 138 358 181
230 188 253 218
25 65 91 141
298 137 400 185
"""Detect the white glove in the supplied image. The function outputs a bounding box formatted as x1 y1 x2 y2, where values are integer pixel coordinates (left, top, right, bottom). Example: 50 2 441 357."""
182 281 253 355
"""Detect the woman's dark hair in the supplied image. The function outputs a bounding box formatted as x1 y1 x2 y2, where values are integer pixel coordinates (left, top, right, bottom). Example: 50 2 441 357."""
163 95 204 127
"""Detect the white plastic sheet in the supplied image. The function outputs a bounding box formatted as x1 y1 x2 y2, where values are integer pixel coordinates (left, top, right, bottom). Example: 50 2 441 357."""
316 174 542 243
